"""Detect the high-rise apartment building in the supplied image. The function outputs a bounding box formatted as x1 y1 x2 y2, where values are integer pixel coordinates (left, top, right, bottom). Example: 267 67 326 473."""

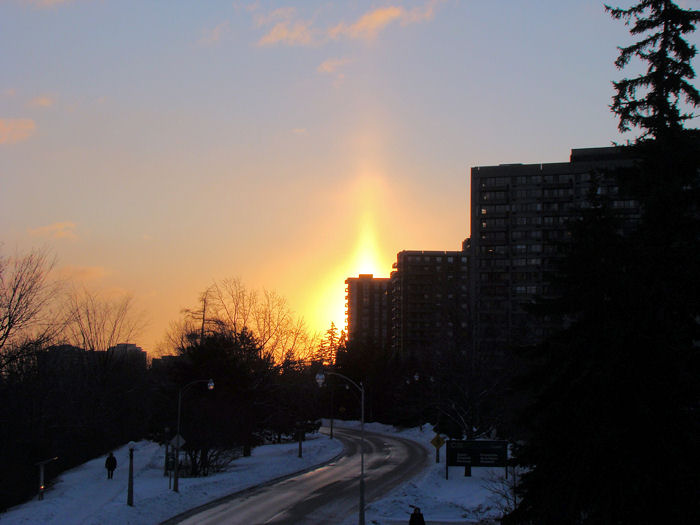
390 250 470 362
469 147 638 358
345 274 392 351
344 249 470 361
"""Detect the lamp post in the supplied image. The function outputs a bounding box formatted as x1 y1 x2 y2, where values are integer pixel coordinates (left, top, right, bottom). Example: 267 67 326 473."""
34 457 58 500
173 378 214 493
127 441 135 506
315 371 365 525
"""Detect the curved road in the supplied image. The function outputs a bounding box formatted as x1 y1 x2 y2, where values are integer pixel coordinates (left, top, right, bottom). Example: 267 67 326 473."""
165 427 428 525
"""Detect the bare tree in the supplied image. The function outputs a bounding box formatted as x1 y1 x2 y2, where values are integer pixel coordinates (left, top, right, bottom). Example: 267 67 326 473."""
62 287 147 351
0 247 62 372
169 278 318 362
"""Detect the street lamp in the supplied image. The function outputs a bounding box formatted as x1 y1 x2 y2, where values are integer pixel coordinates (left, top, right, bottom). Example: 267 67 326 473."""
34 457 58 501
173 378 215 493
127 441 136 506
315 371 365 525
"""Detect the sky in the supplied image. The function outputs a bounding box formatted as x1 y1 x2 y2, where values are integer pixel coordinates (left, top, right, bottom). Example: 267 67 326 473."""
2 0 697 352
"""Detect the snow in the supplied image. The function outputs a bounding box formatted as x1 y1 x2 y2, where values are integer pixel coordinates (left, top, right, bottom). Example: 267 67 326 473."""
336 422 507 525
2 422 509 524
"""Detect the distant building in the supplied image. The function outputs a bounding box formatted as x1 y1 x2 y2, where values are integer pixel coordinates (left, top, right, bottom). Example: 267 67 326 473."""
150 354 185 374
107 343 148 370
345 274 392 351
469 146 639 359
39 344 101 372
390 250 469 362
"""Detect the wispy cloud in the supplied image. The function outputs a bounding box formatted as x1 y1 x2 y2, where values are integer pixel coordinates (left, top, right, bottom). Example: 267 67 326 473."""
257 8 314 46
254 1 443 47
330 1 442 41
0 118 36 144
28 95 54 108
29 221 78 240
317 57 353 85
317 57 352 74
199 21 230 46
329 6 403 41
291 128 307 135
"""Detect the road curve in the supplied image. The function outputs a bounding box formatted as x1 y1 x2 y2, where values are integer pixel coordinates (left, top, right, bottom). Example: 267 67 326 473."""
163 427 429 525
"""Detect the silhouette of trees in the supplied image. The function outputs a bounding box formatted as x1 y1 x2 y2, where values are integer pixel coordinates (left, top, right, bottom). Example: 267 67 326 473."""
606 0 699 139
0 247 61 374
506 3 699 523
170 278 317 363
314 322 342 366
61 287 146 352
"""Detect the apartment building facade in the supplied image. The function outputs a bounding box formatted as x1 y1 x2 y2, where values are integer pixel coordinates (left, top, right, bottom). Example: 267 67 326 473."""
469 146 638 358
345 274 392 351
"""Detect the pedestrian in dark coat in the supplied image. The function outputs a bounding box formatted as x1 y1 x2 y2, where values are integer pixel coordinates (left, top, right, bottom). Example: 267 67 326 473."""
105 452 117 479
409 506 426 525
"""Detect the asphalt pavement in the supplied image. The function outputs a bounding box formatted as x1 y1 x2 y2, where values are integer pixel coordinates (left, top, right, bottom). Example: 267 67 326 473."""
162 427 430 525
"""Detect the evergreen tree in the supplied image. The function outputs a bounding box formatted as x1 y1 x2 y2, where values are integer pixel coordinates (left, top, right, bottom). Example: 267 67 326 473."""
506 3 699 523
606 0 700 139
316 322 340 366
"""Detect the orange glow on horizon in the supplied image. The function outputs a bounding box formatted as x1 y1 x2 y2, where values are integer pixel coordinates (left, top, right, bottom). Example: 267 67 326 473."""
303 173 393 337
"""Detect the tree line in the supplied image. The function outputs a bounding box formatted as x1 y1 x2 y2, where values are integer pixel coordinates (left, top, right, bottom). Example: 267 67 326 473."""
503 2 699 523
0 264 334 510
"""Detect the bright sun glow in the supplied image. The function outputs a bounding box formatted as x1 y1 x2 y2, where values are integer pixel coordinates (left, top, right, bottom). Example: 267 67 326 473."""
353 210 386 277
306 173 392 337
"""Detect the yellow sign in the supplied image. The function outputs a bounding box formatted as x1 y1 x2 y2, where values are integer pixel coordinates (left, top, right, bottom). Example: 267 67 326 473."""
431 434 445 449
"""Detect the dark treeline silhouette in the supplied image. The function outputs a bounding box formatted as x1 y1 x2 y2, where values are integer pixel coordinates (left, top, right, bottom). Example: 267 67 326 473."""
0 346 150 509
503 2 699 524
0 275 328 510
0 330 325 510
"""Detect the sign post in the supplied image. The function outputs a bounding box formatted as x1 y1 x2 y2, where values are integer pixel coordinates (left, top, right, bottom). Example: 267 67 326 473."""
430 434 445 463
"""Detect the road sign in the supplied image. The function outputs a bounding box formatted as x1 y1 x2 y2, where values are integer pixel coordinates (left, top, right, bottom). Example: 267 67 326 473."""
446 440 507 467
170 434 186 448
430 434 445 449
445 440 508 479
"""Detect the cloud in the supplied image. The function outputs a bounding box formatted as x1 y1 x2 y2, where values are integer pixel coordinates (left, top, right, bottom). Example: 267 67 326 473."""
258 14 314 47
329 6 403 41
0 118 36 144
330 1 443 41
317 57 352 74
199 21 230 46
254 7 297 27
254 1 443 47
317 57 353 86
29 221 78 240
404 0 442 24
291 128 307 135
28 95 54 108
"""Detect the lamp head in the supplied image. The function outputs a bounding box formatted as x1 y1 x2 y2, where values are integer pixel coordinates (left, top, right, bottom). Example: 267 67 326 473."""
207 379 215 390
315 372 325 387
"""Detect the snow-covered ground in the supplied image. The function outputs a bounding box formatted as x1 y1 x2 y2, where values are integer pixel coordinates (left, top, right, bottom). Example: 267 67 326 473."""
2 422 510 524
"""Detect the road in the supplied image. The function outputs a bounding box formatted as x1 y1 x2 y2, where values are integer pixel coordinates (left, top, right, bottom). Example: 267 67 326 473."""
164 427 429 525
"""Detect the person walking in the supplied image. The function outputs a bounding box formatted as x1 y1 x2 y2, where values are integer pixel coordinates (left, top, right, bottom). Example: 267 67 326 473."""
409 506 426 525
105 452 117 479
